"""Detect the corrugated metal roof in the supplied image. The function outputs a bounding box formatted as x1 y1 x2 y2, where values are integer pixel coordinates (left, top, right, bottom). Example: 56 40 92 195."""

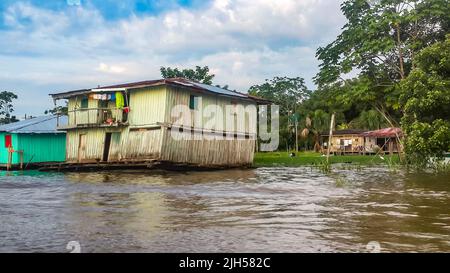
321 129 366 136
0 115 67 134
361 127 403 138
191 81 248 98
50 78 270 103
98 79 162 89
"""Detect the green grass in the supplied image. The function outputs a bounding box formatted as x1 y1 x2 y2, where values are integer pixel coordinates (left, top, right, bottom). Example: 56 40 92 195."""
253 151 401 167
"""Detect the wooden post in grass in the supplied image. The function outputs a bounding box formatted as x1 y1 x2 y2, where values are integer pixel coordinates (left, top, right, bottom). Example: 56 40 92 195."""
326 113 336 163
7 148 12 171
295 119 298 153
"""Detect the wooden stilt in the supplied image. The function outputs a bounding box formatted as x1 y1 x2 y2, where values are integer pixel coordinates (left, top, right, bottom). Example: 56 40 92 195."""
7 149 12 171
19 151 24 170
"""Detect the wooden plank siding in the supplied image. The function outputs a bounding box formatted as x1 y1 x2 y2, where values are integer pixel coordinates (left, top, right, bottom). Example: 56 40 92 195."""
67 96 122 126
66 128 107 163
160 128 254 166
327 134 365 153
129 86 167 126
120 128 163 160
164 86 256 135
64 84 257 167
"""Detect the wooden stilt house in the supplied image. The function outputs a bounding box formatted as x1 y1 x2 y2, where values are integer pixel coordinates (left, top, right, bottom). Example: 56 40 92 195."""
50 78 267 168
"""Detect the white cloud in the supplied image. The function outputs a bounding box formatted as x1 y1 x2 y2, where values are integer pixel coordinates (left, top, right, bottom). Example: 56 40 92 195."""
97 63 126 74
0 0 345 116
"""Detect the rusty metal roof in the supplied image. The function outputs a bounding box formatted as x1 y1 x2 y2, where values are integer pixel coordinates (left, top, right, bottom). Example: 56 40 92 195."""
50 78 270 103
361 127 403 138
321 128 403 138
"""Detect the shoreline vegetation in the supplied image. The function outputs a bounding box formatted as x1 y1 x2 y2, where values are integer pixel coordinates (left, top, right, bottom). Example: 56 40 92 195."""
253 152 401 168
253 152 449 173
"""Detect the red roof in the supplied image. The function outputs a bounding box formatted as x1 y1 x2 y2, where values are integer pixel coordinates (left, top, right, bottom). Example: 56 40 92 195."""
361 127 403 138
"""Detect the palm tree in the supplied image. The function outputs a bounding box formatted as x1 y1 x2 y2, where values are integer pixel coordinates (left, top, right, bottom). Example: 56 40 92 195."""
352 109 386 130
301 110 330 152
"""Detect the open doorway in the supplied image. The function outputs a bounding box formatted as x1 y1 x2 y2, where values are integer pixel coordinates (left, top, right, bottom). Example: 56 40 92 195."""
103 133 112 162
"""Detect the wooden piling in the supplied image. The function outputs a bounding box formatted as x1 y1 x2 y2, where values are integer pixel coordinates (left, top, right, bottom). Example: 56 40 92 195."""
19 151 24 170
7 149 12 171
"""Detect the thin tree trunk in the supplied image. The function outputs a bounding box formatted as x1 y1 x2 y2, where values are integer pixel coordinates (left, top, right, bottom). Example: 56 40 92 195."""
295 121 298 153
395 23 405 80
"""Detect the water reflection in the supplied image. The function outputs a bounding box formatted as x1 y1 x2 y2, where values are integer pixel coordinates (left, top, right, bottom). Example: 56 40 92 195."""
0 167 449 252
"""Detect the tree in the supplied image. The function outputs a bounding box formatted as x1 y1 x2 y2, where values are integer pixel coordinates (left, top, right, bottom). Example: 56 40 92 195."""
350 109 388 130
399 35 450 166
248 76 311 115
160 66 215 84
301 110 331 152
314 0 449 126
316 0 449 87
216 84 230 90
0 91 18 124
248 76 310 151
45 104 68 115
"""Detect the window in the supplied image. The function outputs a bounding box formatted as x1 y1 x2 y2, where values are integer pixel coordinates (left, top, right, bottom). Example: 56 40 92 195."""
189 95 199 110
4 135 12 148
80 96 88 109
98 100 108 109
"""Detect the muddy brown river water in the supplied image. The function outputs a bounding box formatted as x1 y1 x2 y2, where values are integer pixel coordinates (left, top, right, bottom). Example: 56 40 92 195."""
0 166 449 252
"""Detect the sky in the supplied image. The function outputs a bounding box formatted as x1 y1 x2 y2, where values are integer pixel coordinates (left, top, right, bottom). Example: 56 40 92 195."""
0 0 346 117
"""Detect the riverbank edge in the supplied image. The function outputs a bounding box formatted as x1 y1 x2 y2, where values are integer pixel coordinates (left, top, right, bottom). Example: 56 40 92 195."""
253 152 401 167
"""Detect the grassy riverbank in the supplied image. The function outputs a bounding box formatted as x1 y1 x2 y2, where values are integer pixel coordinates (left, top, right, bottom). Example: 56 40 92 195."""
253 152 401 167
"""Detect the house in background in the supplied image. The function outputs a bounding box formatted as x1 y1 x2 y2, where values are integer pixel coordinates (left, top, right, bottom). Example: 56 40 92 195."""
320 129 366 154
0 115 67 169
320 127 403 155
50 78 267 168
361 127 403 154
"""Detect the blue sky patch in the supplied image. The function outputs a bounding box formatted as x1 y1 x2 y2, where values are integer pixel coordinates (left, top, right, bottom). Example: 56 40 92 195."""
0 0 208 24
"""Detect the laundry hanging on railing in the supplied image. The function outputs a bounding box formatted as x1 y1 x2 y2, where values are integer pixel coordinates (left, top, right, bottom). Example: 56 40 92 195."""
89 93 119 101
92 93 112 100
115 92 125 109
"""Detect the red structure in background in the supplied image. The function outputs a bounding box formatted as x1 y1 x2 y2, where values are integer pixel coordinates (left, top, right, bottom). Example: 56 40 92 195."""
361 127 403 138
4 134 12 148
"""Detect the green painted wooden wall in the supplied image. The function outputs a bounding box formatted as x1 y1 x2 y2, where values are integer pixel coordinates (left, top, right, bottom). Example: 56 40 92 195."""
0 132 66 164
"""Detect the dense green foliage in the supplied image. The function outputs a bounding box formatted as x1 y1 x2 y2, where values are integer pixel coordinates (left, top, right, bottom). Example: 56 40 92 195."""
400 36 450 165
316 0 449 86
249 0 449 163
248 77 311 150
312 0 449 127
248 76 310 115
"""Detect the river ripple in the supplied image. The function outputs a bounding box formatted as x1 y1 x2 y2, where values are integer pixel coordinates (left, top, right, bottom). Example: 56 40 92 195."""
0 167 449 252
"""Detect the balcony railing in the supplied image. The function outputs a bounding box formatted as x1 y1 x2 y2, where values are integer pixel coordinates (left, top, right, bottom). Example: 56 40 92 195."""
60 108 128 129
